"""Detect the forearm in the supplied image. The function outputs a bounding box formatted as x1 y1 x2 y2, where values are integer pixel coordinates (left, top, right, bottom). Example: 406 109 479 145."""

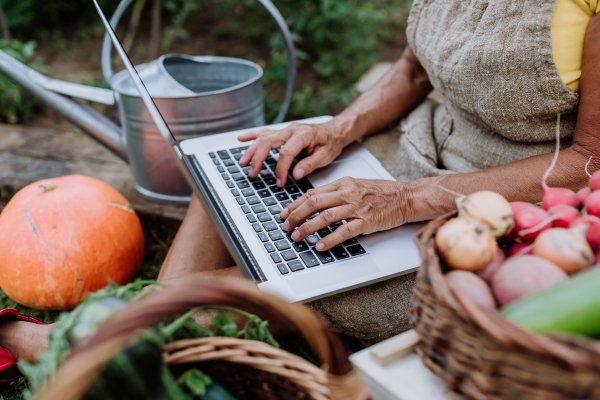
404 145 598 223
333 46 433 144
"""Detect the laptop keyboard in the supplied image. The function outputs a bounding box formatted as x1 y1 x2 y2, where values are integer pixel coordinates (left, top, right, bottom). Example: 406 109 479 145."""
209 146 368 275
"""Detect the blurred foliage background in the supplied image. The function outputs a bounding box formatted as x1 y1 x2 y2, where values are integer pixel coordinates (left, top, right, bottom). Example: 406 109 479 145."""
0 0 411 124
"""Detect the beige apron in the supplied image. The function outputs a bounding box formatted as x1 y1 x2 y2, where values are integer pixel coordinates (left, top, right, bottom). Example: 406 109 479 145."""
309 0 580 346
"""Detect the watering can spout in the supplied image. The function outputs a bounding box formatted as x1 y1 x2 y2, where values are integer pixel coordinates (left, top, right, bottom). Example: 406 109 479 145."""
0 49 128 161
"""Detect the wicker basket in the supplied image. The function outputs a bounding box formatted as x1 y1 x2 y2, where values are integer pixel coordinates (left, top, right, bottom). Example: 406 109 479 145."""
34 280 369 400
411 212 600 400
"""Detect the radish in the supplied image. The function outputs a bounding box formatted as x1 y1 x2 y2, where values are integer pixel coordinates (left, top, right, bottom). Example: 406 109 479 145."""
590 170 600 192
477 249 506 284
492 255 568 306
570 215 600 252
533 225 594 274
457 191 514 237
548 204 581 228
515 206 553 241
577 187 591 207
435 218 498 271
446 271 497 310
508 242 534 257
505 202 534 239
585 191 600 218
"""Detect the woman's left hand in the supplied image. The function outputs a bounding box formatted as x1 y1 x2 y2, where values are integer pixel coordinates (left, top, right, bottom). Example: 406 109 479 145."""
280 177 411 251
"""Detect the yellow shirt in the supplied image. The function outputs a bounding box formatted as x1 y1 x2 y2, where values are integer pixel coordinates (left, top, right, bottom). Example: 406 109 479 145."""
551 0 599 91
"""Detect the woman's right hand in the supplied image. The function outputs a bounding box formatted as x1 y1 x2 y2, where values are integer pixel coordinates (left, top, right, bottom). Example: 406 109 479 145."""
237 119 353 187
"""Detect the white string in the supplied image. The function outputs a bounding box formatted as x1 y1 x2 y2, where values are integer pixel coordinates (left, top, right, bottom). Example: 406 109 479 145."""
585 156 593 178
541 114 561 191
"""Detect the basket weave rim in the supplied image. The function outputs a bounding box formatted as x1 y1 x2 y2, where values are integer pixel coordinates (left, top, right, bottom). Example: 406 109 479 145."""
414 211 600 368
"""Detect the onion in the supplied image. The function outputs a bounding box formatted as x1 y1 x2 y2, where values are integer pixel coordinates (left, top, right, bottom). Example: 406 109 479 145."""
533 225 594 274
457 191 514 237
446 271 496 310
435 217 498 271
570 215 600 253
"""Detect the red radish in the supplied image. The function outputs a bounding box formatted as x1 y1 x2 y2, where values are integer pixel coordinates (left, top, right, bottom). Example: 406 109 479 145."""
548 205 580 228
446 271 497 310
590 170 600 192
570 215 600 252
515 206 553 241
508 242 534 257
492 255 568 306
505 202 534 239
577 187 591 207
477 249 506 284
585 191 600 218
533 225 594 274
435 218 498 271
457 191 514 237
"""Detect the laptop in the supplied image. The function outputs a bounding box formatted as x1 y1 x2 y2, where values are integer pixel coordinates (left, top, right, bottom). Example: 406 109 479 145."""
93 0 423 303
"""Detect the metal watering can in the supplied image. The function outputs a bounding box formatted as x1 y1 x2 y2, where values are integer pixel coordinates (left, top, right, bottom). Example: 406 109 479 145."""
0 0 296 204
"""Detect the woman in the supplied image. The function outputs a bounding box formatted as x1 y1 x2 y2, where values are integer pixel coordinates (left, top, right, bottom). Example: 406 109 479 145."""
1 0 599 378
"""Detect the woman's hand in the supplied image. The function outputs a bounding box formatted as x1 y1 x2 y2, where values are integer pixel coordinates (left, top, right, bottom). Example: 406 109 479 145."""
280 177 411 251
237 119 353 187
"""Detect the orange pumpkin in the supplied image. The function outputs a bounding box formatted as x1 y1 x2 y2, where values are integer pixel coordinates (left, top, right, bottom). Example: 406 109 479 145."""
0 175 145 310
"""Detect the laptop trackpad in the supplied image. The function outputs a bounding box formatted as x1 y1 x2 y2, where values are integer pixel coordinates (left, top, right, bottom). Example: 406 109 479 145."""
286 257 381 296
308 157 382 188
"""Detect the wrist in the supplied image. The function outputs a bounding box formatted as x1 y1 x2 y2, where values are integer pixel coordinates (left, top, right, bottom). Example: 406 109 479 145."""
402 177 457 223
329 113 367 146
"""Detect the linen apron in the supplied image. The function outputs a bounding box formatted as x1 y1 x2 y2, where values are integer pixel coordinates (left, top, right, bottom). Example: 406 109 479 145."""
308 0 580 346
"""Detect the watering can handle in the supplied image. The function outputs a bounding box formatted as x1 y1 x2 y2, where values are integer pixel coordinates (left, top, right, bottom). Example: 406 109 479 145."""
101 0 296 124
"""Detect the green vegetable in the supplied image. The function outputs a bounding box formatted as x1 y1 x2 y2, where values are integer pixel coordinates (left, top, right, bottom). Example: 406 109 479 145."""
501 266 600 336
178 369 238 400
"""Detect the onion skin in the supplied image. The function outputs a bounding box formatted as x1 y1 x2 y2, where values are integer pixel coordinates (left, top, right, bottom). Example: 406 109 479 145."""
533 226 594 274
435 217 498 271
570 215 600 252
589 170 600 192
457 191 514 238
477 249 506 284
548 205 581 228
542 188 579 211
447 271 497 310
515 206 552 241
585 191 600 219
492 255 568 306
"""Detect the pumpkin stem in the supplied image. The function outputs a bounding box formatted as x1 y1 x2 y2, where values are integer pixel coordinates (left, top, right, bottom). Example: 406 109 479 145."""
38 181 57 193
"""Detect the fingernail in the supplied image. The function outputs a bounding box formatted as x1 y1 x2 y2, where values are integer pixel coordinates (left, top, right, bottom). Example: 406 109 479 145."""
282 221 290 231
296 168 305 179
316 243 325 251
280 208 289 218
276 179 282 187
292 231 300 241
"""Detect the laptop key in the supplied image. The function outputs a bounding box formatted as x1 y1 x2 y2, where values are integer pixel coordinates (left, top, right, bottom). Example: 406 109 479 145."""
291 194 302 200
317 228 331 238
268 205 283 215
347 244 366 256
217 150 231 160
241 188 255 197
306 235 319 246
314 249 335 264
281 250 297 261
209 152 216 158
227 166 239 174
237 181 250 189
258 232 269 242
247 214 257 223
271 253 283 263
275 192 289 202
299 251 320 268
274 240 291 251
264 177 277 186
331 246 350 260
257 213 271 222
273 214 285 224
276 263 289 274
259 169 272 177
223 159 236 167
287 260 305 272
292 241 309 252
257 189 271 198
232 173 245 181
247 196 260 205
241 205 251 214
221 173 230 180
343 238 358 246
263 197 277 206
268 230 285 241
296 177 314 193
249 176 262 183
217 166 225 173
230 146 247 154
212 159 220 165
263 221 278 231
231 189 240 197
242 167 251 175
252 204 266 214
285 186 300 194
270 186 284 193
236 197 245 205
226 181 234 188
264 242 276 253
252 223 263 232
280 200 292 208
253 182 266 190
233 153 243 161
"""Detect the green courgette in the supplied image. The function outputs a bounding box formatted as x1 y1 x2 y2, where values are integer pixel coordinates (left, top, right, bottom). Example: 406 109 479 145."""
501 266 600 337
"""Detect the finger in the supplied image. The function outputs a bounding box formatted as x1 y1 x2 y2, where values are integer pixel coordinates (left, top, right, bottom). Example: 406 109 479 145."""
280 183 338 220
275 133 311 187
241 129 289 169
292 147 331 180
290 206 354 243
314 219 366 251
282 189 344 231
239 140 260 167
248 144 272 177
238 128 271 142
